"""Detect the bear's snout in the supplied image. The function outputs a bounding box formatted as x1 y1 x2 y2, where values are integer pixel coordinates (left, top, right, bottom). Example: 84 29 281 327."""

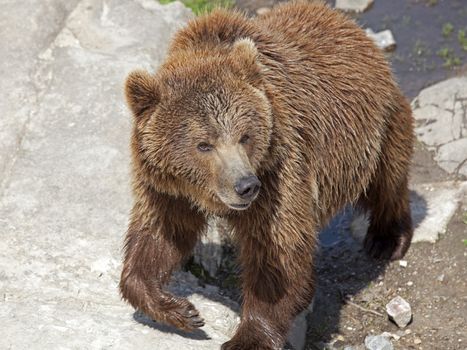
234 175 261 200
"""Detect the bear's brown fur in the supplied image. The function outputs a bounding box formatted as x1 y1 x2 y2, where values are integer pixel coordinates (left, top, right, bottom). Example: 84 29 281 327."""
120 2 414 349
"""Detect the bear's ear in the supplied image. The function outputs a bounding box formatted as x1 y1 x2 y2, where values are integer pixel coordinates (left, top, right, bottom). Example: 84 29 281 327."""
124 70 160 118
230 38 263 87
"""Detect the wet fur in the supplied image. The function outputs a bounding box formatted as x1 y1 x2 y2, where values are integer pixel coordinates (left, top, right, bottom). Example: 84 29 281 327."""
120 2 414 349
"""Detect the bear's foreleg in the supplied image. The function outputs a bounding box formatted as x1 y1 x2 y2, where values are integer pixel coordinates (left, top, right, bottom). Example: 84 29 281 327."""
119 190 207 330
224 210 317 349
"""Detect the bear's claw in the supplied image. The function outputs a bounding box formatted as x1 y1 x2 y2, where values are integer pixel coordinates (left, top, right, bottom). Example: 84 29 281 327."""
151 297 204 331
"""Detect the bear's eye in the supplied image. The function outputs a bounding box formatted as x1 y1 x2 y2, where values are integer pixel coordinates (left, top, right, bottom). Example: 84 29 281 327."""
239 134 250 144
197 142 214 152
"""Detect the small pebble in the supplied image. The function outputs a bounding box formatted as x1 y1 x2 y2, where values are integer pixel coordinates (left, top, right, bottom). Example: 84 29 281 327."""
365 28 397 52
414 337 422 345
407 281 414 286
381 332 401 341
386 296 412 328
364 334 394 350
335 0 374 13
437 274 445 282
399 260 408 268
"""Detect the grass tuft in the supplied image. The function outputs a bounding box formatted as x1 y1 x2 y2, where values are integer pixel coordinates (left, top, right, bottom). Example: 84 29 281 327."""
158 0 233 15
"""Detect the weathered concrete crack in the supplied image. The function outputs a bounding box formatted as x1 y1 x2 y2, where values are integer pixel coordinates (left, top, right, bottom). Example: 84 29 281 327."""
0 0 85 200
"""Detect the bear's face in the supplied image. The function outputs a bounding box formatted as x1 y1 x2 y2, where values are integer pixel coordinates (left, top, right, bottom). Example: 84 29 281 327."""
125 39 273 212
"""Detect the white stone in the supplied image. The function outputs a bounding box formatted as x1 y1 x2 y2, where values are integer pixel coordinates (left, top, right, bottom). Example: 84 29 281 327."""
335 0 374 12
399 260 408 268
364 334 394 350
386 296 412 328
365 29 396 52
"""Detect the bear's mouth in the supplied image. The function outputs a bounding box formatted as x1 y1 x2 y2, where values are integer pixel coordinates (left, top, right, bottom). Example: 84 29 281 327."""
228 202 251 210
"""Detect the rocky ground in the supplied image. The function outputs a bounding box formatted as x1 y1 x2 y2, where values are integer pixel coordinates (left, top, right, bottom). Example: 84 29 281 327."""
0 1 466 350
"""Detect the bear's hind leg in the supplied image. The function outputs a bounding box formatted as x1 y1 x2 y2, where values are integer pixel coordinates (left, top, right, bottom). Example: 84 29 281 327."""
361 175 413 260
361 102 414 260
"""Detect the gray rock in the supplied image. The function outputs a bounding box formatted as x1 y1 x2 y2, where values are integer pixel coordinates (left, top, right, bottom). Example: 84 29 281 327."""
335 0 374 13
351 181 467 243
365 29 396 52
412 76 467 177
386 296 412 328
364 335 394 350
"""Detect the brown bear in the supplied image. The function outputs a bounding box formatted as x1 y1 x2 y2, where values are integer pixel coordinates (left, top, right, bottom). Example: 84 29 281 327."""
119 1 414 349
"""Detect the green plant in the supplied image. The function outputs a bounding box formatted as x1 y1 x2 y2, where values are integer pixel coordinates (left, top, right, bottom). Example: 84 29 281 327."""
458 29 467 51
462 239 467 247
159 0 233 15
442 22 454 37
437 47 461 68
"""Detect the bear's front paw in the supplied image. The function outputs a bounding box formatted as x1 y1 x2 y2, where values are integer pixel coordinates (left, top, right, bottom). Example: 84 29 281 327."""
151 296 204 331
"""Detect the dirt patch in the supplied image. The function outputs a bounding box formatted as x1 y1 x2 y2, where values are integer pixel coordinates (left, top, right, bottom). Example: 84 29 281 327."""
307 205 467 350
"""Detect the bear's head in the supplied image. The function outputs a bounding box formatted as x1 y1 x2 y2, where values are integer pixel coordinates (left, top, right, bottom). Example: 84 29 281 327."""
125 39 273 213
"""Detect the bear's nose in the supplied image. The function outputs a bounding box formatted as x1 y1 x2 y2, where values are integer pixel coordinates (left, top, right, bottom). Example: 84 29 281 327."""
234 175 261 200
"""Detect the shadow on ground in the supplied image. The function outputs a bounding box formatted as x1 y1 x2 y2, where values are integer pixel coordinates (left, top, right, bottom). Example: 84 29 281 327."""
133 311 211 340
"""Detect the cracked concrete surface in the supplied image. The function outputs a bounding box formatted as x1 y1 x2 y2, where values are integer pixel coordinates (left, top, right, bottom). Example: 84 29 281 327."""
412 76 467 177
